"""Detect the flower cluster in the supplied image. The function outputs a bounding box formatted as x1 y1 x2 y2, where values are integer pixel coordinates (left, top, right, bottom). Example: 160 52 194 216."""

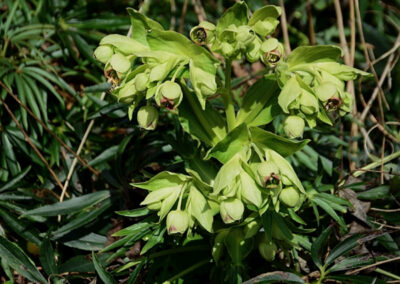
190 4 284 66
276 46 369 138
94 8 219 130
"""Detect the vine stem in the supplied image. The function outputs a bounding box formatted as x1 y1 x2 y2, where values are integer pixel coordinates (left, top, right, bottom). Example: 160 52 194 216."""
223 59 236 131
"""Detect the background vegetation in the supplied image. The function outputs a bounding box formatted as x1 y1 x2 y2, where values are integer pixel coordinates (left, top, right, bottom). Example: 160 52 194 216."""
0 0 399 283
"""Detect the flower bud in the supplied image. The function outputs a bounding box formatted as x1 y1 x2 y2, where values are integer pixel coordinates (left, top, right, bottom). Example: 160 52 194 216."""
261 38 284 66
94 45 114 64
220 198 244 224
257 161 280 188
258 240 277 261
254 18 279 37
135 73 149 92
147 201 162 210
156 81 183 109
236 26 256 45
220 42 235 58
244 220 261 239
271 221 285 240
190 21 216 45
299 91 319 115
137 106 159 130
109 53 131 74
315 82 338 102
279 186 300 208
246 37 262 63
117 80 137 103
239 171 262 207
166 210 190 235
283 115 305 138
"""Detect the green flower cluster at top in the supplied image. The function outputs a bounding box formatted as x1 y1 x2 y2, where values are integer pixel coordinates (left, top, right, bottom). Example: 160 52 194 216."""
276 46 369 138
190 5 283 66
93 8 221 129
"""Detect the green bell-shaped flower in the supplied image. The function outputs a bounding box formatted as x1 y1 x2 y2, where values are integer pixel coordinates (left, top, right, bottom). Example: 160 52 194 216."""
257 161 281 188
246 37 262 63
253 18 279 37
109 53 131 74
220 198 244 224
134 72 150 92
166 210 190 235
116 80 137 103
258 235 278 261
239 170 262 208
299 90 319 115
279 186 300 207
236 26 256 46
94 45 114 64
190 21 216 45
156 81 183 109
283 115 305 138
137 105 159 130
261 38 284 66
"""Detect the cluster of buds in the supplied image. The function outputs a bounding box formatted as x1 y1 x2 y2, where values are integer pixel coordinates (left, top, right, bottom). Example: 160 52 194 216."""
189 4 283 66
275 46 369 138
213 148 305 225
256 149 304 209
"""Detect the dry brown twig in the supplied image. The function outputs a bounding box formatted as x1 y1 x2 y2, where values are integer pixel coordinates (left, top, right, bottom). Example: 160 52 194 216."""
178 0 189 34
333 0 358 171
279 0 291 55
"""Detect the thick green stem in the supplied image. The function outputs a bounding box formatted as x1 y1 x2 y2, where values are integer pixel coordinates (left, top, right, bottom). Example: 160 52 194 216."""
223 59 236 131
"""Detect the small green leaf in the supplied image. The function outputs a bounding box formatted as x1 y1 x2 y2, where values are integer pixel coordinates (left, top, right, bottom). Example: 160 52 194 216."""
205 123 250 164
250 127 309 157
324 234 362 268
0 236 47 284
116 207 151 217
39 238 58 276
311 226 332 269
216 2 249 33
92 252 117 284
22 191 110 217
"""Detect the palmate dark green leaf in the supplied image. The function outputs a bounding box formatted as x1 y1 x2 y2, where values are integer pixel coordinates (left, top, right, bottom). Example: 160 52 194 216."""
357 185 390 200
0 165 31 192
22 190 110 217
51 199 112 239
250 127 309 157
39 238 58 276
327 254 381 273
0 209 41 246
179 86 227 146
205 123 249 164
92 251 117 284
140 226 166 255
324 234 362 268
243 271 304 284
116 207 151 217
0 236 47 284
311 198 346 228
87 103 127 119
236 75 281 127
311 226 332 269
63 233 107 251
84 82 112 93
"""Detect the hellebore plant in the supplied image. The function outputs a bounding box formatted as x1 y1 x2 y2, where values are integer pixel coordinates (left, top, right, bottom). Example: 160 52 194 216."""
94 2 369 278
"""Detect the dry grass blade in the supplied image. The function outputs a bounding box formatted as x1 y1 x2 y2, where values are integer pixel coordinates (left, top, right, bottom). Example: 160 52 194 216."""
279 0 291 55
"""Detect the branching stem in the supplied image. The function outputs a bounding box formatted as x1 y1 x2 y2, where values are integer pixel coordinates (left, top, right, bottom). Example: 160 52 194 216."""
223 59 236 131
